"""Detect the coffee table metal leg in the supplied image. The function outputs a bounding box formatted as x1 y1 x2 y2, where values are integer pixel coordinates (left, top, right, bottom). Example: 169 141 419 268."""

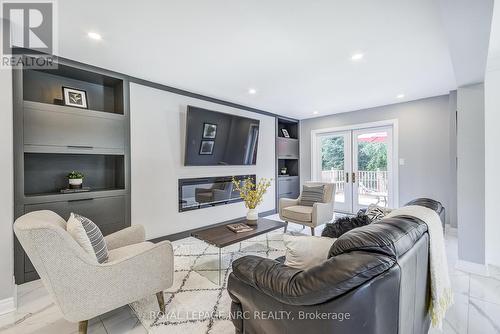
218 247 222 286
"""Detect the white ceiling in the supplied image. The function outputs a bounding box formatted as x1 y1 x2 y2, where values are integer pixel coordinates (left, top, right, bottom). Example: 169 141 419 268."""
55 0 462 119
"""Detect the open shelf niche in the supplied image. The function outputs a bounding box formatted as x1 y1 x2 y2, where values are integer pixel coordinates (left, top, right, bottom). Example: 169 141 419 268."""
23 63 124 114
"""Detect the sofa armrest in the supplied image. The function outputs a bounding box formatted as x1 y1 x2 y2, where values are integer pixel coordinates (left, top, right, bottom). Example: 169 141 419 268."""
104 225 146 250
230 253 395 306
312 202 334 226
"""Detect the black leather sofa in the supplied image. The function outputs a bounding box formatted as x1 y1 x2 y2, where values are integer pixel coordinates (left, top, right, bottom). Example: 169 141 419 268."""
227 199 445 334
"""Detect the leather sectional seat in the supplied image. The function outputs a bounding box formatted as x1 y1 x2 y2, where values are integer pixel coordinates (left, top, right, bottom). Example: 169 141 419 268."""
227 198 445 334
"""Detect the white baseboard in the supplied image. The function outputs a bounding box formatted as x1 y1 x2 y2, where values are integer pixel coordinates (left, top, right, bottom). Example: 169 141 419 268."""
0 297 15 316
456 260 490 276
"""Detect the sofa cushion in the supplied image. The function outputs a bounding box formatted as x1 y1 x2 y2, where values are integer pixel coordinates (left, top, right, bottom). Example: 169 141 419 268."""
282 205 313 222
107 241 155 263
67 213 109 263
299 185 325 206
328 216 428 259
283 233 336 269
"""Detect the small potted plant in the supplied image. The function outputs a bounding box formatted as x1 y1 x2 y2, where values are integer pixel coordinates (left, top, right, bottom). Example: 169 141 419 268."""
232 177 272 225
67 171 84 189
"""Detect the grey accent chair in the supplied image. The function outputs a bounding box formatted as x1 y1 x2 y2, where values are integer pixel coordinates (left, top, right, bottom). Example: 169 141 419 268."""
14 210 174 334
279 182 335 235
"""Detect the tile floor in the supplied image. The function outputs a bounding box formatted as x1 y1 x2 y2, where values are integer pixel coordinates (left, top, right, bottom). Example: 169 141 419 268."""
1 216 499 334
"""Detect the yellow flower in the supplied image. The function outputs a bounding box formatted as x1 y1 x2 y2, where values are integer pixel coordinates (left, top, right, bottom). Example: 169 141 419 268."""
232 177 273 209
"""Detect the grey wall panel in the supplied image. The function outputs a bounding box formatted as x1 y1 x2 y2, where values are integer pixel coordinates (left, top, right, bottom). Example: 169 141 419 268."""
457 84 486 265
300 95 454 225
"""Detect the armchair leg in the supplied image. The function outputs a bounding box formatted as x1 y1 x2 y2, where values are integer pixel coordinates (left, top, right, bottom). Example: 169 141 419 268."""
310 227 315 236
284 221 288 233
78 320 88 334
156 291 166 314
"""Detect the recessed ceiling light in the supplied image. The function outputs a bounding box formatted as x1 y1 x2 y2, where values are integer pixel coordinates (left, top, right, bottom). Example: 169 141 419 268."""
248 88 257 95
396 94 405 99
351 53 364 61
87 32 102 40
313 111 319 115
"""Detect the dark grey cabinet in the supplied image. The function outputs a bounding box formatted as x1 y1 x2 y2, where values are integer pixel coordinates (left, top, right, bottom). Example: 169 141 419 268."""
278 176 300 200
24 196 127 234
13 56 131 284
276 118 300 207
277 137 299 159
24 101 125 153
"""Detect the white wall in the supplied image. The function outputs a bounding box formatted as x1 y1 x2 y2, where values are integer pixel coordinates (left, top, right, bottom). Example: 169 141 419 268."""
300 95 455 224
0 68 15 308
485 1 500 267
130 83 276 239
457 83 485 265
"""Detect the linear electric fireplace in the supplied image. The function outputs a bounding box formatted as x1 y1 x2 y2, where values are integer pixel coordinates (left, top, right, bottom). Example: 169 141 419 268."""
178 175 256 212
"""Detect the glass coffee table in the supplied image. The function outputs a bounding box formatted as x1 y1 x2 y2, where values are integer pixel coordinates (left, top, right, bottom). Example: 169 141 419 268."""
191 217 286 285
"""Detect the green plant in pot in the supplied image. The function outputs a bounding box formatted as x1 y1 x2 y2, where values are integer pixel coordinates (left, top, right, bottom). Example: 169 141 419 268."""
67 171 84 189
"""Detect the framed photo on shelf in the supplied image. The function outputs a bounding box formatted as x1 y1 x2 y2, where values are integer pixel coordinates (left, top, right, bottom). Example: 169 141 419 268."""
199 140 215 155
203 123 217 139
62 87 88 109
281 128 290 138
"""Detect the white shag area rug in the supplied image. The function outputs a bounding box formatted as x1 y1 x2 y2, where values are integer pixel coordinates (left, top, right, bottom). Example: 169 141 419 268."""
130 228 287 333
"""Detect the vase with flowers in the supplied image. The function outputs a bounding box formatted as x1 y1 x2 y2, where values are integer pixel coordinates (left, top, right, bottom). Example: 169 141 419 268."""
232 177 272 225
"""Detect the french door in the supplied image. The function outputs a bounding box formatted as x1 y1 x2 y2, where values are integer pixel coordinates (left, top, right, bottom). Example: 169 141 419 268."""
313 126 395 213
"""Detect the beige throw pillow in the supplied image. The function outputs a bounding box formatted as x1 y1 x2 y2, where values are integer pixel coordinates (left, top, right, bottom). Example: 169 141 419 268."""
67 213 109 263
283 233 336 270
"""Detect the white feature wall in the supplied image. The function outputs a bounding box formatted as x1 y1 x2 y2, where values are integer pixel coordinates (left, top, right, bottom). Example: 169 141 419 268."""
129 83 276 239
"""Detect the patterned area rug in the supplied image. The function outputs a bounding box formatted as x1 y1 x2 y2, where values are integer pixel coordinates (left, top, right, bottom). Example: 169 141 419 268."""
130 228 287 333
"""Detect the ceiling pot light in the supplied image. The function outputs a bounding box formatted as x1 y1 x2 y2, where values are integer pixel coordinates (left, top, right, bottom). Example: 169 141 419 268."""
248 88 257 95
396 94 405 99
351 53 364 61
313 111 319 115
87 32 102 40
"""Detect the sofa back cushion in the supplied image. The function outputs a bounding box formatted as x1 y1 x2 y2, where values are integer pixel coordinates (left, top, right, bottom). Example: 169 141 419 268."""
328 216 428 259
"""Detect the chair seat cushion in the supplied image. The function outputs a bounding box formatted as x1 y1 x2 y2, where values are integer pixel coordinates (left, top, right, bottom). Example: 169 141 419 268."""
107 241 155 263
282 205 314 222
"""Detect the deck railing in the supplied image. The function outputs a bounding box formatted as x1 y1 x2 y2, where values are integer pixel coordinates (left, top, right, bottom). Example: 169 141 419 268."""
320 169 388 194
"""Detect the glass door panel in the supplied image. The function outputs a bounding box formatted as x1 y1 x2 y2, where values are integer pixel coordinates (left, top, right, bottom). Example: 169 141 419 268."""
352 127 393 212
317 132 352 212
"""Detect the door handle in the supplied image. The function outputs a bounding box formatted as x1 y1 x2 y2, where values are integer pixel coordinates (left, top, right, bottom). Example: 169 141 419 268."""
352 172 356 183
345 172 349 183
68 198 94 203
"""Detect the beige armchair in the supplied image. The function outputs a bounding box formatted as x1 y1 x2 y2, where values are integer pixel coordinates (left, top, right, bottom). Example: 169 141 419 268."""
14 210 174 334
279 182 335 235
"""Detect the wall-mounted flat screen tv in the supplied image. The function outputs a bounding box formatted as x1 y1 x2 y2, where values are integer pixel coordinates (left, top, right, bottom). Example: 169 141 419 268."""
184 106 260 166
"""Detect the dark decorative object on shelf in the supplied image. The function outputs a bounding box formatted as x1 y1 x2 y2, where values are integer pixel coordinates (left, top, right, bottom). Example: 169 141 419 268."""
321 213 371 238
281 128 290 138
60 187 91 194
62 86 88 109
67 171 84 189
203 123 217 139
199 140 214 155
53 98 64 105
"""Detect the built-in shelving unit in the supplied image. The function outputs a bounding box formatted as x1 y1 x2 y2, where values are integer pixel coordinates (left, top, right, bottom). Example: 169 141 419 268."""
13 56 130 284
276 118 300 204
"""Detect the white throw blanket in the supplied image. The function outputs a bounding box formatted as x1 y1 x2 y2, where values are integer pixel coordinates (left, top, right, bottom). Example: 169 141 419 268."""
385 205 453 329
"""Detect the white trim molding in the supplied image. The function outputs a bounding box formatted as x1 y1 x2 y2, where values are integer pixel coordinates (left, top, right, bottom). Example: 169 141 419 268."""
456 260 490 277
0 297 15 316
310 119 400 210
